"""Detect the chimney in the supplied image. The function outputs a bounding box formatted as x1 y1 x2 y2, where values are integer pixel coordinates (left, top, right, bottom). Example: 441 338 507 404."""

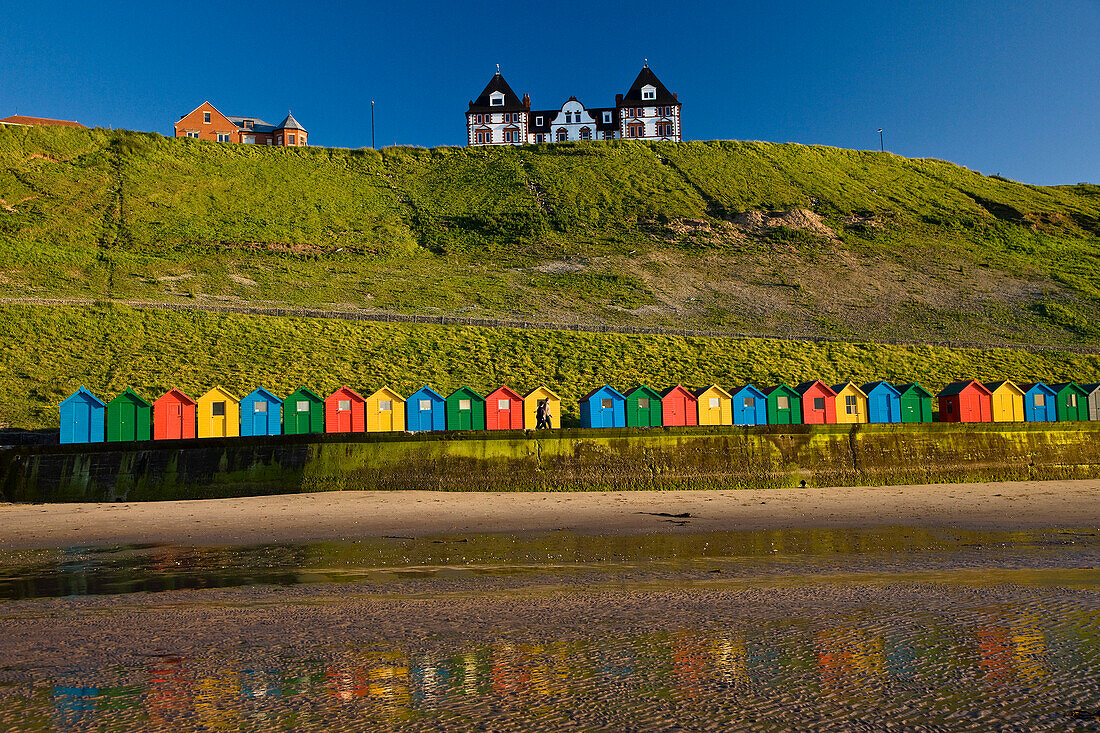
673 92 678 100
522 93 531 109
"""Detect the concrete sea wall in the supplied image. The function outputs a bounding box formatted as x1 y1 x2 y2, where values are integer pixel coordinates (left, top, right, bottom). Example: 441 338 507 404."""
1 423 1098 502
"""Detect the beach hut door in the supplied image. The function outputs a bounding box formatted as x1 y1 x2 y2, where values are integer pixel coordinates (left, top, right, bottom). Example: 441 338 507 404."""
498 398 511 427
73 401 88 441
169 403 182 439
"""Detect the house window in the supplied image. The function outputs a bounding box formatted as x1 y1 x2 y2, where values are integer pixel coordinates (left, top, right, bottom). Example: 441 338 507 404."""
379 400 392 412
186 131 199 138
744 397 755 408
603 131 614 140
565 112 572 124
845 395 858 414
709 397 720 409
603 111 612 124
289 134 296 144
255 402 267 413
299 136 306 146
557 129 567 142
535 116 543 126
203 112 211 123
536 134 545 143
814 397 825 410
212 402 226 417
338 400 351 411
498 399 510 410
277 134 283 144
460 399 471 410
216 133 231 142
1034 394 1045 407
297 401 310 412
601 399 613 409
657 123 673 137
420 400 432 411
638 398 650 409
579 127 591 140
777 396 789 409
628 124 644 138
476 132 485 144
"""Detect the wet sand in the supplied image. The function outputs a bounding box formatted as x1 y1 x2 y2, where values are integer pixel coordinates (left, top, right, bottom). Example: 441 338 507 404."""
1 479 1098 550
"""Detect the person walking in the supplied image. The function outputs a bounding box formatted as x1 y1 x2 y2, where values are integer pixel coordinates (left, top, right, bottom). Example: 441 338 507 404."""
536 400 552 430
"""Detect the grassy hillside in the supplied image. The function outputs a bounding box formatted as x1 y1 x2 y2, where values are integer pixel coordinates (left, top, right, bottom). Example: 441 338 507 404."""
2 303 1099 429
1 126 1098 347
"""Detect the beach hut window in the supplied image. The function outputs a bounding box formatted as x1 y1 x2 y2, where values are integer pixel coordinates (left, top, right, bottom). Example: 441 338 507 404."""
255 402 267 413
420 400 432 410
1069 394 1078 407
338 400 351 411
709 397 719 408
1034 394 1045 406
814 397 825 410
602 399 613 409
777 396 789 409
845 395 857 414
213 402 226 417
638 398 650 409
744 397 754 408
380 400 392 412
498 399 510 410
297 401 309 412
460 400 471 410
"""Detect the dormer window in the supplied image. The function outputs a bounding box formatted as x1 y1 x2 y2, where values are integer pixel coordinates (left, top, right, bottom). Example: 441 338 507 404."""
490 92 504 106
243 120 253 129
641 85 657 101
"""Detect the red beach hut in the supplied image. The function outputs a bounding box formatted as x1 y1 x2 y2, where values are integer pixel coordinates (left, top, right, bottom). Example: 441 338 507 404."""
795 381 837 424
485 385 524 430
325 386 366 433
660 385 698 426
937 380 993 423
153 389 197 441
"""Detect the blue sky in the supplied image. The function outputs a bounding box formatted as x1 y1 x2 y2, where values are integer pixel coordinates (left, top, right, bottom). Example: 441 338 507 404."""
2 0 1097 185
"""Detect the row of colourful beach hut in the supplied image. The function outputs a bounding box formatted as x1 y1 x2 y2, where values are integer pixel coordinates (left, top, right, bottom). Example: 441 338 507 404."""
57 380 1100 444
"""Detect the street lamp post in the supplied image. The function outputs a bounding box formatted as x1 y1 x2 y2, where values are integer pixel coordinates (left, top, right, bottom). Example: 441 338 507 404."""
371 101 376 149
878 128 884 152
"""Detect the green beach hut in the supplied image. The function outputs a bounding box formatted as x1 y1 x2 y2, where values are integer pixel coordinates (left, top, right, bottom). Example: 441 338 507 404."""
283 387 325 434
106 388 152 442
625 385 663 427
894 383 934 423
446 386 486 431
764 384 802 425
1051 382 1089 422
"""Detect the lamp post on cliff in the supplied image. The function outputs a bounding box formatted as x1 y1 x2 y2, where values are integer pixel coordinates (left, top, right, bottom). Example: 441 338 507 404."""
371 101 376 149
878 128 884 152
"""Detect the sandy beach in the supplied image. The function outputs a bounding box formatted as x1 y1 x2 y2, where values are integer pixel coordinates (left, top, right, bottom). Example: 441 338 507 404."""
1 479 1097 550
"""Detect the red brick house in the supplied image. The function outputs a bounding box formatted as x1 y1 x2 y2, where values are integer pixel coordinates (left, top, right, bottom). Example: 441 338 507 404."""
173 101 307 146
0 115 86 128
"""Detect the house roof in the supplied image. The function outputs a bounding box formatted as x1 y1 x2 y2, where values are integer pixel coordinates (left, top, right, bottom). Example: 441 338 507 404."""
227 116 277 134
275 112 306 131
937 380 991 397
620 64 680 106
581 385 626 402
0 115 85 128
469 72 527 112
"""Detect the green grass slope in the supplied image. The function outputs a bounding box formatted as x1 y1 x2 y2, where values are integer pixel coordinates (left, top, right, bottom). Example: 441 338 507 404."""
1 126 1098 347
2 303 1099 429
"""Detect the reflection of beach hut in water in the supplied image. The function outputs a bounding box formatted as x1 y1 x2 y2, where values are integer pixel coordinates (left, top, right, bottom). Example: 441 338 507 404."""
366 386 405 432
1083 383 1100 421
730 385 767 425
523 386 561 429
984 381 1025 422
283 387 325 434
832 382 868 424
325 386 366 434
893 383 934 423
625 385 664 427
60 387 105 444
1020 382 1057 422
579 385 626 428
694 385 733 426
861 381 901 424
239 388 282 436
106 387 151 442
763 384 801 425
937 381 992 423
796 381 837 424
486 386 524 430
406 386 446 432
153 389 197 440
445 386 485 430
1050 382 1089 422
197 387 240 438
660 385 698 427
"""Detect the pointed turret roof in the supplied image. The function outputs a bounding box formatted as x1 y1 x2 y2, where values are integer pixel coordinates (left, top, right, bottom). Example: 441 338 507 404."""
275 111 306 131
468 70 527 112
621 63 680 106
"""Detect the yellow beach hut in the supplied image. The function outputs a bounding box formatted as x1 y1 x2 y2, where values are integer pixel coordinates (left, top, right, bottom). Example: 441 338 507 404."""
366 386 406 432
197 386 240 438
985 380 1025 422
694 385 734 426
832 382 869 424
523 386 561 429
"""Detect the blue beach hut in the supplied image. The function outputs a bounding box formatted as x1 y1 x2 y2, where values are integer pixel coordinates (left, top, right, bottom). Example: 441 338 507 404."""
406 386 446 432
60 387 106 444
862 381 902 424
579 385 627 428
240 388 283 436
1021 382 1057 422
730 385 768 425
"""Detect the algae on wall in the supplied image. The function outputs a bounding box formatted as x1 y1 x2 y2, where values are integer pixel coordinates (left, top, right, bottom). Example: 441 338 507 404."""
2 423 1099 502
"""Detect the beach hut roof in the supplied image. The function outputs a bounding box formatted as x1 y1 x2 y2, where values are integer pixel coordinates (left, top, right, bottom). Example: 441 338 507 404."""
831 382 868 397
61 386 105 407
581 384 626 402
524 385 560 400
692 384 732 399
110 387 151 406
369 385 405 401
328 385 365 402
1082 383 1100 395
286 386 324 402
983 380 1024 395
660 384 695 398
487 384 523 401
411 385 446 401
1018 382 1056 394
795 380 837 396
1049 382 1086 393
244 387 282 403
448 385 484 400
731 384 767 398
625 385 662 399
200 386 240 402
937 380 991 397
893 382 932 398
861 381 901 396
762 383 799 397
156 388 196 405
